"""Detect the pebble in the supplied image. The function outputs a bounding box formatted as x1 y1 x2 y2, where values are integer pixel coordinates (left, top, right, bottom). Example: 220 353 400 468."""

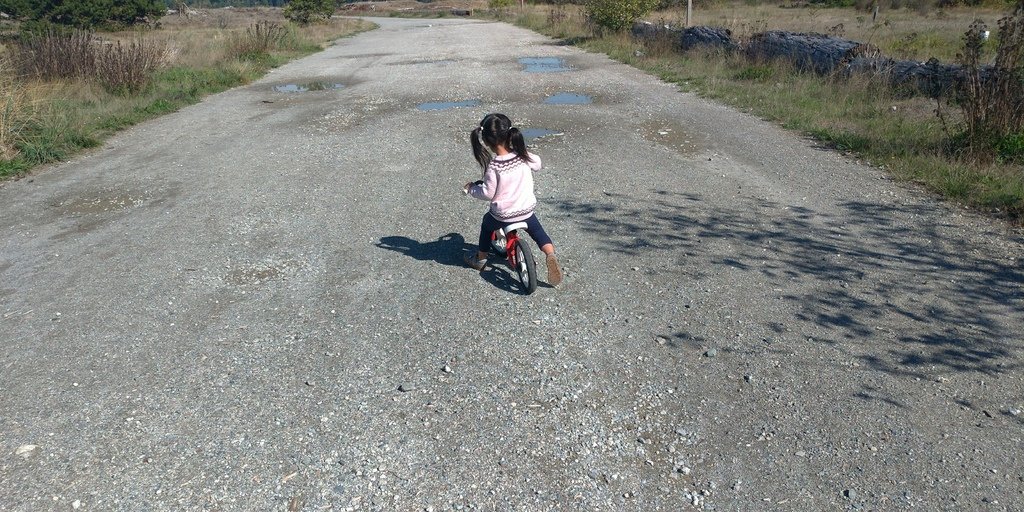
442 365 453 374
72 501 82 510
704 348 718 358
15 444 38 459
398 384 415 392
743 374 753 383
844 489 857 500
1009 408 1021 416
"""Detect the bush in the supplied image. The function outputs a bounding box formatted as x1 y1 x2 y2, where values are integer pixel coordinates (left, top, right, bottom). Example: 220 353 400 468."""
996 132 1024 163
96 37 167 94
585 0 659 33
12 27 165 94
284 0 335 25
14 28 97 80
228 21 288 61
955 1 1024 160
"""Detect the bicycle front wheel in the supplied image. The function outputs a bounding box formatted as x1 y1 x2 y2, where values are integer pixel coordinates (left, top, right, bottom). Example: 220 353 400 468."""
512 237 538 295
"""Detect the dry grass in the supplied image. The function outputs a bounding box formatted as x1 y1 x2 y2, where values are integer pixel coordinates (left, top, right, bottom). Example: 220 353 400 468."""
512 2 1024 222
652 3 1008 62
0 8 373 178
0 63 37 159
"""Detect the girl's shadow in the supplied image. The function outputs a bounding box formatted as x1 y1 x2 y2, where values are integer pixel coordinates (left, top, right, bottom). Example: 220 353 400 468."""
375 233 534 294
376 233 474 267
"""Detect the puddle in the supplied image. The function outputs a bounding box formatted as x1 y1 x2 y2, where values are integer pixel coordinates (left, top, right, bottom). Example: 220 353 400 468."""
273 82 346 93
520 57 570 73
58 192 149 215
522 128 563 144
544 92 592 105
642 122 701 156
416 99 481 111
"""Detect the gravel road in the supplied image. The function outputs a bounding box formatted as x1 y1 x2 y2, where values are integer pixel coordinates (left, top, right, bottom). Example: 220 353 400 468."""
2 16 1023 511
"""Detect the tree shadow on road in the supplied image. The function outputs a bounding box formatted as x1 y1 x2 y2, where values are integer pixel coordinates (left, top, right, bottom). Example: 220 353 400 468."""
551 189 1024 379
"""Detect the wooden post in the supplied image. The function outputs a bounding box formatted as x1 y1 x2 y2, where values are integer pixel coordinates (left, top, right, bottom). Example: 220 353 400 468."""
686 0 692 27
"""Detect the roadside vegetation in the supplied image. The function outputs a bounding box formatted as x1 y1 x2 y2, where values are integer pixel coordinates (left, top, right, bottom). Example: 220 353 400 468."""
0 7 372 179
475 0 1024 223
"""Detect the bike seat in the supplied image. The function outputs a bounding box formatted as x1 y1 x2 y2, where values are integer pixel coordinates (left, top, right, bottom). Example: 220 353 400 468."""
499 222 529 235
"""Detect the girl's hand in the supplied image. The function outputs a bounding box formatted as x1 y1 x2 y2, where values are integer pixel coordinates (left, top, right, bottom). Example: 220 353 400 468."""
463 182 474 194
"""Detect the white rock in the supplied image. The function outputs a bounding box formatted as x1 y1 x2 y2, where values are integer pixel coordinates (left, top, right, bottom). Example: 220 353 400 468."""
15 444 38 458
72 500 82 509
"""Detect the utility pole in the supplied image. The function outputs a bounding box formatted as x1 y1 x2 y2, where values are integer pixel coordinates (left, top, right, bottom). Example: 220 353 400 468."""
686 0 692 27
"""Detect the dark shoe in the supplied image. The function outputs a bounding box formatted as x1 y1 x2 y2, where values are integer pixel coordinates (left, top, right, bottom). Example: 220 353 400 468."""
546 254 562 286
464 252 487 271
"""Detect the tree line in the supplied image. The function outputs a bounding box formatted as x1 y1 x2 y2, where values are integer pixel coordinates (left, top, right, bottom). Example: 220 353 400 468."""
0 0 297 29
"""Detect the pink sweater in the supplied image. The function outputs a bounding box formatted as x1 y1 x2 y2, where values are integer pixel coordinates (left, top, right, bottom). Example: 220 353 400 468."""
469 152 543 222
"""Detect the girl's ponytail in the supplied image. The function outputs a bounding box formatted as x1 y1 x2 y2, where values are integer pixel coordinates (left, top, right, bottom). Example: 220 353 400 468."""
507 127 533 163
470 126 492 169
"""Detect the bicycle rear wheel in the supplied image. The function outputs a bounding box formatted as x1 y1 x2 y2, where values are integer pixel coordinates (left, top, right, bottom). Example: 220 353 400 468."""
512 236 538 295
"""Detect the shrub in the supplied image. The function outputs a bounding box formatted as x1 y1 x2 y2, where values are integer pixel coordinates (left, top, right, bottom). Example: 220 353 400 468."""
95 37 167 94
996 132 1024 163
284 0 335 25
585 0 659 33
13 28 97 80
956 1 1024 160
228 21 288 61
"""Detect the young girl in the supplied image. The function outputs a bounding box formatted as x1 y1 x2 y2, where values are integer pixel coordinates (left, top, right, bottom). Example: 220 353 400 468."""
463 113 562 286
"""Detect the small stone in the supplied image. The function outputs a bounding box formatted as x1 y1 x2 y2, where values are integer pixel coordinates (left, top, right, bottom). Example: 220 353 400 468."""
442 365 453 374
844 489 857 500
72 501 82 510
704 348 718 358
743 374 753 383
305 380 315 387
15 444 38 459
1009 408 1021 416
398 384 415 392
795 451 806 457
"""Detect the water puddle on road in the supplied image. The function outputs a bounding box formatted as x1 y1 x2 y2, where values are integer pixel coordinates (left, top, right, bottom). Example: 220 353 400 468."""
520 57 570 73
522 128 563 144
544 92 592 105
417 99 481 111
58 192 149 215
273 82 346 93
642 122 701 156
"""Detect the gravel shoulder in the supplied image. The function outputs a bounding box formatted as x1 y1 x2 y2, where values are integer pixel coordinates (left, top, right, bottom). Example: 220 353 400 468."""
1 17 1022 511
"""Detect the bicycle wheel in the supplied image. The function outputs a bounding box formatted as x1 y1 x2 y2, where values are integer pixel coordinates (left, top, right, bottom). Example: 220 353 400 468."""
512 236 538 295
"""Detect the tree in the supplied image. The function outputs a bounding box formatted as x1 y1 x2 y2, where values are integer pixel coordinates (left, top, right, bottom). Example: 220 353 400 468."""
283 0 333 25
1 0 166 29
584 0 659 33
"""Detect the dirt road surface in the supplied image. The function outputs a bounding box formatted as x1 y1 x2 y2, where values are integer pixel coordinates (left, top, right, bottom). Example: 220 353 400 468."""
2 17 1022 511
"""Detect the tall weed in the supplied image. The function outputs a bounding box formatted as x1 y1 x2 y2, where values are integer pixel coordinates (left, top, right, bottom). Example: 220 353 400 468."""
14 29 97 80
228 21 287 61
956 1 1024 161
96 37 168 94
